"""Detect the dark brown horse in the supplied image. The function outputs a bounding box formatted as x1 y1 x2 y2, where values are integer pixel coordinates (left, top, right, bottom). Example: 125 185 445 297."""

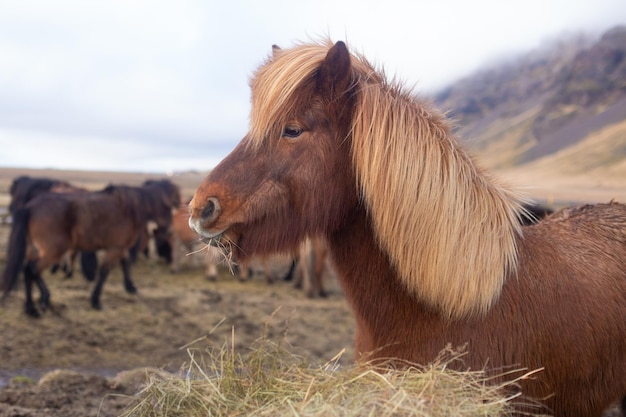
110 179 181 262
188 40 626 416
1 185 153 317
8 175 80 215
8 175 92 278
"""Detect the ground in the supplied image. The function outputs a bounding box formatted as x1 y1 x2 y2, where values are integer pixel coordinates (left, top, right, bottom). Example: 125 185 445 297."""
0 231 354 417
1 167 626 417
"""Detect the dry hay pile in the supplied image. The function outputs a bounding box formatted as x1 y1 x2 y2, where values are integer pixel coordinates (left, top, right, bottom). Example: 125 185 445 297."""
121 327 542 417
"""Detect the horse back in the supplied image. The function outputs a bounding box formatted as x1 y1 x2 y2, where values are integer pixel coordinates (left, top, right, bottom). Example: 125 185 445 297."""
9 176 63 214
70 191 143 251
505 202 626 414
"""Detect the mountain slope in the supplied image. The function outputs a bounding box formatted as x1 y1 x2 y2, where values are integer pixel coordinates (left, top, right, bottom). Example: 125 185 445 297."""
432 25 626 181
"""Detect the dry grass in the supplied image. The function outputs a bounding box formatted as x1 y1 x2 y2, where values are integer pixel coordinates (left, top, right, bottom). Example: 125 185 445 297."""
120 323 543 417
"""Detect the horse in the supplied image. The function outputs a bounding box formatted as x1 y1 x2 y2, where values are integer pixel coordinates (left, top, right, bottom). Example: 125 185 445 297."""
188 40 626 416
293 236 331 298
1 185 152 317
7 175 93 279
8 175 79 215
123 179 181 262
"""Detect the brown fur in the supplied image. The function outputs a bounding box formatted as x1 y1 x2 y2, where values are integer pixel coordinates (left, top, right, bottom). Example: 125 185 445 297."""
2 188 145 316
189 40 626 416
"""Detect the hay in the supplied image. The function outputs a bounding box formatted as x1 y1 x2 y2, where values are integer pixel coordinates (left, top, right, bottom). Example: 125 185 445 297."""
119 328 542 417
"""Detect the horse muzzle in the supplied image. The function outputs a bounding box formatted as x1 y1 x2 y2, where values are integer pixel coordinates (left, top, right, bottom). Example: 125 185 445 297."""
188 197 226 243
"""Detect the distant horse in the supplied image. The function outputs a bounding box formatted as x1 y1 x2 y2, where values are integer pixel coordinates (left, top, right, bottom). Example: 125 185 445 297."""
235 256 275 283
293 237 330 298
188 40 626 416
8 175 79 215
235 252 299 284
8 175 92 278
120 179 181 263
79 179 182 279
1 185 152 317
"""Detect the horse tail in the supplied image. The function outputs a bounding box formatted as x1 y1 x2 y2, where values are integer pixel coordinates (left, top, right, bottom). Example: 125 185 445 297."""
80 251 98 282
1 208 29 298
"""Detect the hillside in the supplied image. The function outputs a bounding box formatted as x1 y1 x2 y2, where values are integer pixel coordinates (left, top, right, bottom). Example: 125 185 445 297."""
432 25 626 204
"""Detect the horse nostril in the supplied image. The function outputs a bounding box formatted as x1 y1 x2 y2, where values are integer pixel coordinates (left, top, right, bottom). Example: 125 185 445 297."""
201 197 221 222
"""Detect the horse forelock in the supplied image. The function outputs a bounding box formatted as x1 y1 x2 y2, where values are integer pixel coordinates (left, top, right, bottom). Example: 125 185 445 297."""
350 66 527 319
247 40 336 150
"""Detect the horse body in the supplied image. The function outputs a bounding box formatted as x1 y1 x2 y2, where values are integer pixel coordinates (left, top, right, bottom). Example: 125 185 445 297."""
188 40 626 416
8 175 90 278
330 201 626 414
3 188 144 316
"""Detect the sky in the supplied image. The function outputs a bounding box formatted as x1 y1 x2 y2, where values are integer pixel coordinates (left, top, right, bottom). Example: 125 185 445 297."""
1 0 625 174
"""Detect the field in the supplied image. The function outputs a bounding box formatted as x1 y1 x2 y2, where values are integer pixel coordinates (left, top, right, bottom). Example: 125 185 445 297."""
0 166 625 417
0 167 353 417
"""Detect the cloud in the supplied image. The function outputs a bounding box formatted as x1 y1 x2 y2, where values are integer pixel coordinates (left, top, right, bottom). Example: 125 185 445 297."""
1 0 625 172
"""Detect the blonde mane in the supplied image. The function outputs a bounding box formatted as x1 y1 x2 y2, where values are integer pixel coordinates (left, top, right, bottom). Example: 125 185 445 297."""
248 40 526 318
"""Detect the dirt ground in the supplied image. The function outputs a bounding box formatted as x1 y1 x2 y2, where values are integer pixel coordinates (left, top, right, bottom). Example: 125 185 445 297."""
1 167 626 417
0 221 354 417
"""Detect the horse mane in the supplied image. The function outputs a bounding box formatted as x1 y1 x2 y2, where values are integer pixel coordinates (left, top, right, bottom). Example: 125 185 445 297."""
249 40 527 318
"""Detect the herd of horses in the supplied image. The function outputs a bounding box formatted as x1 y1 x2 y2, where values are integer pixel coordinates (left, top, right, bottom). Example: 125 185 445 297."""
3 39 625 416
2 176 182 316
1 174 330 317
188 40 626 416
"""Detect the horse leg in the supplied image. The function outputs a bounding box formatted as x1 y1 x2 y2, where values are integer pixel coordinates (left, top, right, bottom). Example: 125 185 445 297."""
296 238 318 297
90 263 111 310
262 258 274 284
121 257 137 294
312 239 328 297
23 261 43 318
63 250 77 278
34 274 51 311
236 260 251 281
169 235 182 273
206 257 218 281
80 251 98 282
282 259 297 281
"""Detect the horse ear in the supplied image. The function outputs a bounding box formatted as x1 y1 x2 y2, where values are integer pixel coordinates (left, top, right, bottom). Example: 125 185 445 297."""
272 44 281 57
316 41 352 97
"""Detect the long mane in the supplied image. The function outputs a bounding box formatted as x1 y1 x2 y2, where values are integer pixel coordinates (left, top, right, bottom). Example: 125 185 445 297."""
249 40 526 318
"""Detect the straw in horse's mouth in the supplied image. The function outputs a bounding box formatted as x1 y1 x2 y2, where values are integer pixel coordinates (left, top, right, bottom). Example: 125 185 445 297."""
201 236 222 247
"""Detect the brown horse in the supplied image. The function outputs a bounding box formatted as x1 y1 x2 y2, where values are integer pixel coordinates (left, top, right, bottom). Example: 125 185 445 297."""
188 40 626 416
113 179 181 262
1 185 150 317
293 236 330 298
8 175 92 278
8 175 82 215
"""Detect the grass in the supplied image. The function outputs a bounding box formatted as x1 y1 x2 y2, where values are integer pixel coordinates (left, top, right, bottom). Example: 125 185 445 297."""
120 325 544 417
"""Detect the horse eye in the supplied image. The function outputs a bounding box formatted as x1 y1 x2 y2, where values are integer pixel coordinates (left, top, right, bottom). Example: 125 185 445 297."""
283 126 303 139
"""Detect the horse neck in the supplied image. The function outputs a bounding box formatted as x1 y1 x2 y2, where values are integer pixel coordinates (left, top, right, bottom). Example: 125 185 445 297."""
327 205 449 361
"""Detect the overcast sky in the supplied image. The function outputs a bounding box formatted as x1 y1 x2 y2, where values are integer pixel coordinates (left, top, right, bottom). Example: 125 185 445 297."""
1 0 625 173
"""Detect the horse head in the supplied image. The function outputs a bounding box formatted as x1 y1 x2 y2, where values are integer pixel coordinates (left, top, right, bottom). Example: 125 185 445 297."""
190 41 359 261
